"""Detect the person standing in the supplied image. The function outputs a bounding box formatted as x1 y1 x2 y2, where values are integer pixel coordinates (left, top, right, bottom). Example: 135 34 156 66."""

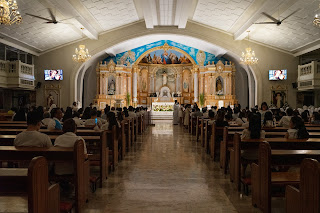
173 100 179 125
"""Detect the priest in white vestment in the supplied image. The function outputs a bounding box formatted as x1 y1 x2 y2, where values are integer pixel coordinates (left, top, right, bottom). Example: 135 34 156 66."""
173 100 179 125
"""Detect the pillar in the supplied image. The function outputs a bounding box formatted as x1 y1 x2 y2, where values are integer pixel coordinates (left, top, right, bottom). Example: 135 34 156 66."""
105 74 108 95
175 74 178 92
115 74 119 95
149 73 152 93
96 73 100 96
200 73 204 95
133 68 138 104
99 73 103 95
194 69 199 103
153 73 156 93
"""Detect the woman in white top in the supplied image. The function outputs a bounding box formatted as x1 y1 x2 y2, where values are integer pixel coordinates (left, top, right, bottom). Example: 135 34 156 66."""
72 111 84 127
259 102 271 121
183 105 191 127
285 116 309 139
279 108 293 128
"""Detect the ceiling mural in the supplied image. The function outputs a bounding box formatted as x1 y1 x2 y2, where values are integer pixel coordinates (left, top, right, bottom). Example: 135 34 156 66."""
102 40 227 66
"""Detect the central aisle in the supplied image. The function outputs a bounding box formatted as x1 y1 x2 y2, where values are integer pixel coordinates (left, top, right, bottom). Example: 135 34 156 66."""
84 124 259 212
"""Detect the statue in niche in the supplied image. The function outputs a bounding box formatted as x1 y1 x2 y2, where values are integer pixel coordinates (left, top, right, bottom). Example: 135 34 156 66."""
142 78 147 91
47 93 54 108
216 78 224 95
109 80 115 95
162 71 168 85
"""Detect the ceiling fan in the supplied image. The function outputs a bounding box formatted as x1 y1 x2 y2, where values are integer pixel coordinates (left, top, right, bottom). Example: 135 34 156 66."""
254 9 300 26
26 8 72 24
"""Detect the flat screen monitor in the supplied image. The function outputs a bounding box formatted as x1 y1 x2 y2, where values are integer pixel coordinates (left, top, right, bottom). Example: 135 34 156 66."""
269 70 287 80
44 70 63 81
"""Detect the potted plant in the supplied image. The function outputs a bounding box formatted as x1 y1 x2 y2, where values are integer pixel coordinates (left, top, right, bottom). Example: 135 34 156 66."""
199 93 205 108
126 93 131 106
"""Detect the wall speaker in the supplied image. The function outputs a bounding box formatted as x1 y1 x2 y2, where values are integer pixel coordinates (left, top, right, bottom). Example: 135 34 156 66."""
292 82 298 89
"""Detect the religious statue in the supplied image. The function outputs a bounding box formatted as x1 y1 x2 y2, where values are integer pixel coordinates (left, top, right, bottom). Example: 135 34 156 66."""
216 78 223 95
47 93 54 108
162 71 167 85
109 80 115 95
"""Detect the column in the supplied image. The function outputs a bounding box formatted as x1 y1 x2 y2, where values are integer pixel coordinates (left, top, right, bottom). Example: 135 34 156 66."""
102 74 106 95
116 74 119 95
180 71 183 93
200 73 204 95
105 74 108 95
194 69 199 103
128 74 132 95
133 69 138 104
99 73 103 95
96 73 100 96
149 73 152 93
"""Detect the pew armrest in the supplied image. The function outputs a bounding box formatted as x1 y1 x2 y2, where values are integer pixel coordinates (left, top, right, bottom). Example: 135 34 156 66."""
251 163 260 208
285 186 301 213
48 183 60 213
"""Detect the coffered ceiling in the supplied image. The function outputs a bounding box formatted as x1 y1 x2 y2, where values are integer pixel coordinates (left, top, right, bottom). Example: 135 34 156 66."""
0 0 319 56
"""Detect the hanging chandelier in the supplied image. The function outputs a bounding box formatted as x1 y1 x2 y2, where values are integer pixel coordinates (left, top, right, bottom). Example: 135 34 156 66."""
72 28 91 63
240 31 258 65
313 4 320 27
0 0 22 25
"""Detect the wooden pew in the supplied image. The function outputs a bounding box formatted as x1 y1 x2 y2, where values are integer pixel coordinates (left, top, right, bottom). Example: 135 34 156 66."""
0 156 60 213
251 142 320 213
0 141 88 213
232 133 320 192
285 158 320 213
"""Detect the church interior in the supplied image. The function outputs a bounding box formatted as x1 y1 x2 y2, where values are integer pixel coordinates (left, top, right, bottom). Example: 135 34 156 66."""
0 0 320 212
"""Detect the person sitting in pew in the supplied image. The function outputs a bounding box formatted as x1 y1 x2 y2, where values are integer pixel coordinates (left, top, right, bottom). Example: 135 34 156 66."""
262 111 276 128
192 107 203 118
311 112 320 124
97 110 107 124
54 119 87 175
285 116 309 139
84 110 102 128
235 111 248 126
279 107 293 128
215 111 229 127
208 110 215 125
101 112 120 130
41 111 52 126
128 106 137 118
47 108 63 130
240 113 265 175
72 111 83 127
14 111 52 147
202 107 209 118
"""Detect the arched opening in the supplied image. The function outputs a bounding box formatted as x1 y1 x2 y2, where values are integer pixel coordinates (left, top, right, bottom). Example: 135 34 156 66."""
76 34 257 108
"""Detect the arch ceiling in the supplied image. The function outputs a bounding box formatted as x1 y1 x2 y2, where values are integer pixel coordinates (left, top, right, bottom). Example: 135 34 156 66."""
1 0 318 56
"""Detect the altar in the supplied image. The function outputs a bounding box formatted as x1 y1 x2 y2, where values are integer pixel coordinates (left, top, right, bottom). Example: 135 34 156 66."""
151 102 174 120
93 41 237 110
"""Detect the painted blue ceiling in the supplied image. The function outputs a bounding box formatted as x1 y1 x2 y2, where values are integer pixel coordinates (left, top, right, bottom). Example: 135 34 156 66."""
102 40 227 66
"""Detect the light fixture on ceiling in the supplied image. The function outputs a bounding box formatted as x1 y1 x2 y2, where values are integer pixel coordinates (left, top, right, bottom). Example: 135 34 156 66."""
72 28 91 63
313 4 320 27
0 0 22 25
240 31 258 65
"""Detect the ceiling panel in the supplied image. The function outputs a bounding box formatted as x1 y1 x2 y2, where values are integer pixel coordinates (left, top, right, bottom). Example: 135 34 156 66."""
0 0 82 52
250 0 320 52
79 0 139 31
192 0 255 32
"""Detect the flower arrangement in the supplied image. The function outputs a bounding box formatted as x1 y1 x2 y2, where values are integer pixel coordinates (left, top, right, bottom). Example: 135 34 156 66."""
153 104 174 111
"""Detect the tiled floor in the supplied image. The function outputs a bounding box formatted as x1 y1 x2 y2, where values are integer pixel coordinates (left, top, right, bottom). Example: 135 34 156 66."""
1 124 286 212
83 124 264 213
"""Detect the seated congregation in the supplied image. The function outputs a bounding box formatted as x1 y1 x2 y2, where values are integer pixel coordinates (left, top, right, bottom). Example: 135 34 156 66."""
180 102 320 213
0 103 149 213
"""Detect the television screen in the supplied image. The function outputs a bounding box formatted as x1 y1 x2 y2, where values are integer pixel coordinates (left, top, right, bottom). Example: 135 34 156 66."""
269 70 287 80
44 70 63 81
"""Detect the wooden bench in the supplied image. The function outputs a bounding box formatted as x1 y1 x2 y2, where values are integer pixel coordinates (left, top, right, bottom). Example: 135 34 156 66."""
0 141 88 213
0 156 60 213
251 142 320 213
231 134 320 192
285 158 320 213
